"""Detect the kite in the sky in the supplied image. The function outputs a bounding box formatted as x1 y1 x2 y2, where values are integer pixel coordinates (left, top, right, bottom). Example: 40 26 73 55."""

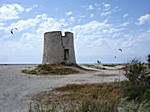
119 49 122 52
11 28 18 34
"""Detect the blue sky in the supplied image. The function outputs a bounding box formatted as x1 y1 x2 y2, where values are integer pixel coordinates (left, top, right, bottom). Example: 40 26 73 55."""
0 0 150 64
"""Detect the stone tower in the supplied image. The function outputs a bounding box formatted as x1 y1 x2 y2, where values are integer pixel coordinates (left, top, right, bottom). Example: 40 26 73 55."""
42 31 76 65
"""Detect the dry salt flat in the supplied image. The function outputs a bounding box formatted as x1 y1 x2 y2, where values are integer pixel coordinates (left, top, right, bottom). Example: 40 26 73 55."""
0 64 126 112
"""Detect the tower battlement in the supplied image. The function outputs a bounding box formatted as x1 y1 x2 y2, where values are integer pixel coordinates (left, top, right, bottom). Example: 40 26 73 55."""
44 31 73 38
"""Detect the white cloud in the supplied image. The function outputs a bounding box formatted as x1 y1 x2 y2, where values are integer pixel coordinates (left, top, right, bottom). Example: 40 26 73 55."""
103 3 110 11
64 20 150 63
100 4 120 17
9 15 41 31
39 15 67 29
34 4 38 8
26 7 32 12
121 22 129 27
138 14 150 25
66 11 72 16
90 13 94 18
123 13 128 18
68 20 121 62
0 2 149 64
0 13 69 63
26 4 38 12
71 20 122 49
104 4 110 8
94 3 101 7
0 23 4 26
20 33 39 42
20 14 67 42
70 17 75 22
100 3 114 16
101 11 111 16
88 5 94 10
0 4 24 21
1 13 67 43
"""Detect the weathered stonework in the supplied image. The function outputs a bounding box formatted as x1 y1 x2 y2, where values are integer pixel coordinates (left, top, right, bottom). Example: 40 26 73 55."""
42 31 76 65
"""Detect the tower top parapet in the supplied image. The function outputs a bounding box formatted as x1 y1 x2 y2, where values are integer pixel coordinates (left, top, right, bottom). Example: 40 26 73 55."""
44 31 73 38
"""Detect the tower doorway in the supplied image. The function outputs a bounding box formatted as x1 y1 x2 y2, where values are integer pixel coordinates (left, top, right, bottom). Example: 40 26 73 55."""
64 49 69 61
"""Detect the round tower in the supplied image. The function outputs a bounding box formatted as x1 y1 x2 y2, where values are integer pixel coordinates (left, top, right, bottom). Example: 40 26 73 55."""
42 31 76 65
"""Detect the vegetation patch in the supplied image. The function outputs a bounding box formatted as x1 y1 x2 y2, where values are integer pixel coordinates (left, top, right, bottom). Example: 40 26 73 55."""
29 80 150 112
22 64 79 75
95 74 118 77
28 57 150 112
29 82 122 112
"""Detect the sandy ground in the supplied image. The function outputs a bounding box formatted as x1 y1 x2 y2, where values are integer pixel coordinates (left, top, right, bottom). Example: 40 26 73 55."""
0 64 127 112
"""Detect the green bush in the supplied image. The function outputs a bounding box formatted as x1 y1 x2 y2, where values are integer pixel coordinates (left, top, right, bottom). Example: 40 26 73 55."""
22 64 79 75
124 58 146 84
123 58 150 102
122 82 150 101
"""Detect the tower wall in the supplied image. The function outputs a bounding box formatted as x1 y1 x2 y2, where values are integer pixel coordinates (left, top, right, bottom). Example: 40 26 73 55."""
42 31 76 65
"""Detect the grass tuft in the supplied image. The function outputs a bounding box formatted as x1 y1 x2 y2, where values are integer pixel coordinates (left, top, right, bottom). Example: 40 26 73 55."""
55 84 85 91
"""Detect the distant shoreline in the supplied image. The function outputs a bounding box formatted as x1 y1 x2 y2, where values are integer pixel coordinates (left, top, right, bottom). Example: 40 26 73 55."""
0 63 126 65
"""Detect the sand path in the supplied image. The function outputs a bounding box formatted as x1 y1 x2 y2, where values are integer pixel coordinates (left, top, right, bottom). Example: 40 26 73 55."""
0 65 126 112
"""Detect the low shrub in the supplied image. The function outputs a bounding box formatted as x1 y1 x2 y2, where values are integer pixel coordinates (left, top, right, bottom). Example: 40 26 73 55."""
124 58 146 84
